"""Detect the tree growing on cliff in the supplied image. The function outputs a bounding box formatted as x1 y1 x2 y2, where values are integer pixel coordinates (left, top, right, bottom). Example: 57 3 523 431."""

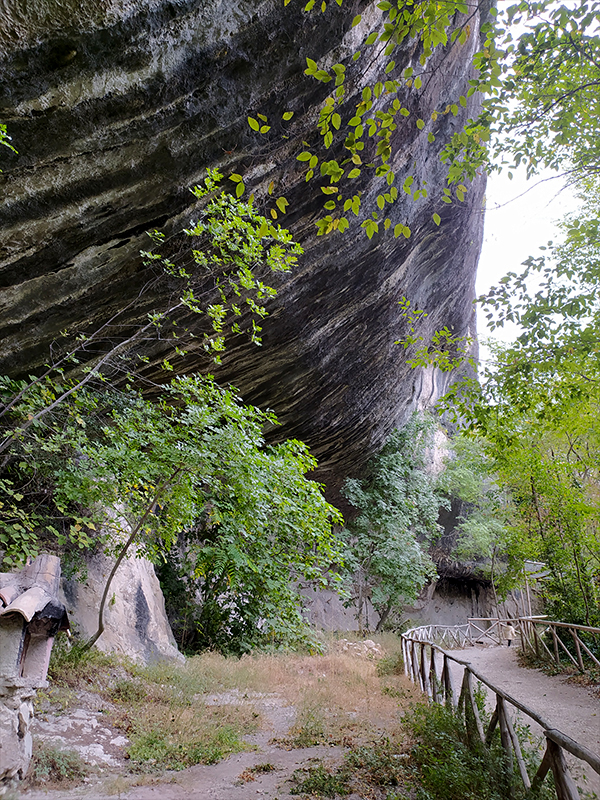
0 171 344 652
1 373 343 651
341 413 443 632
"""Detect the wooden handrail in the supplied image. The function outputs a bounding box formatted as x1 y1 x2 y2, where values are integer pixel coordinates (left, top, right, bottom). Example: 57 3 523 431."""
520 617 600 635
401 624 599 800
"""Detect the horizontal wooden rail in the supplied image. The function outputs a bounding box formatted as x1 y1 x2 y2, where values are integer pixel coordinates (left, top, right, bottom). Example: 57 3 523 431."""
519 617 600 672
401 625 599 800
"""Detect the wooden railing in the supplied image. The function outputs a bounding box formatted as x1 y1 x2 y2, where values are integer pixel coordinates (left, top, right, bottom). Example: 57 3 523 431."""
401 628 600 800
519 616 600 672
415 616 600 672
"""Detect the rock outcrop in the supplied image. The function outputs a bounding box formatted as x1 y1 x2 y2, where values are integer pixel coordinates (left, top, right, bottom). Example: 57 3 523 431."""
60 550 183 664
0 0 488 486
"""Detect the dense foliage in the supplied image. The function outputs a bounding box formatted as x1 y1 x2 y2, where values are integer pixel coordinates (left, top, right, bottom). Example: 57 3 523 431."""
341 414 443 631
405 701 556 800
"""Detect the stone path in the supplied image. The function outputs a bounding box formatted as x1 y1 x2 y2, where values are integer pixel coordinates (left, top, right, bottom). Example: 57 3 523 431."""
447 645 600 797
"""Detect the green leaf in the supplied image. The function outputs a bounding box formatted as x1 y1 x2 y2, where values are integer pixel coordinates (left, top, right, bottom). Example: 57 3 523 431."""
276 196 289 214
433 213 441 226
248 117 259 131
352 14 362 27
282 111 294 121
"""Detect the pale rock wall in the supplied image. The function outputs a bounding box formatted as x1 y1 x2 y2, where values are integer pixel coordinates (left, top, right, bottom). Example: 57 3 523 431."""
60 551 183 664
0 679 36 788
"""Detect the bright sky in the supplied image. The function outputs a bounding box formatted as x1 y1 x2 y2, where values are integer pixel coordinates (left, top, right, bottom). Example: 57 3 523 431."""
475 168 579 355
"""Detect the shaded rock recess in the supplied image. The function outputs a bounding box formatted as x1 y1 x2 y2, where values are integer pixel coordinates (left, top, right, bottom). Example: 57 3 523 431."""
0 0 488 486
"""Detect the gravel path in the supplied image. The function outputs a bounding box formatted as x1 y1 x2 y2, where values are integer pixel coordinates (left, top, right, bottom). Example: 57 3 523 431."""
448 645 600 797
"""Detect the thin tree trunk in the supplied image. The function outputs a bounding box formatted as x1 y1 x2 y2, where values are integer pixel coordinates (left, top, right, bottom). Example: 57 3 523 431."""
375 598 393 632
80 468 182 653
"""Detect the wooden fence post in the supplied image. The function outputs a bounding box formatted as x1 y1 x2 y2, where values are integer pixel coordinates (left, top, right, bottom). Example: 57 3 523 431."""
430 647 438 703
485 703 499 747
532 742 552 793
552 626 560 667
412 641 423 692
497 696 514 773
442 654 454 708
465 670 485 745
502 700 531 790
570 629 585 672
547 739 580 800
533 624 541 658
420 643 429 698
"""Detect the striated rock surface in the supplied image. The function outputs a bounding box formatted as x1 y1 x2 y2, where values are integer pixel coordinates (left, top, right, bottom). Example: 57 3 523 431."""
0 0 488 486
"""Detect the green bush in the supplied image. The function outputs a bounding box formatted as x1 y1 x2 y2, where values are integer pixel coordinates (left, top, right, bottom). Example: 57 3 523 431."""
404 702 555 800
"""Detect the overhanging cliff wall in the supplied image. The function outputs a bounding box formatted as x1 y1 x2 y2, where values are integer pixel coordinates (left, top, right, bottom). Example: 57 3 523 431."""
0 0 487 486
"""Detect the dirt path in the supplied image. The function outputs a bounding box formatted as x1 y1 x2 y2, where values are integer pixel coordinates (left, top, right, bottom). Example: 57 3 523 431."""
23 691 347 800
448 645 600 797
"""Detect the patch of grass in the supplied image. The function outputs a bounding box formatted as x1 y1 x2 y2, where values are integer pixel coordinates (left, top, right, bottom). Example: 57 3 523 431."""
47 632 126 690
127 721 247 770
27 743 89 787
274 645 419 750
518 648 600 695
286 703 330 747
290 761 350 798
109 678 147 704
377 652 405 677
238 762 277 783
345 736 407 788
124 697 260 771
288 737 411 800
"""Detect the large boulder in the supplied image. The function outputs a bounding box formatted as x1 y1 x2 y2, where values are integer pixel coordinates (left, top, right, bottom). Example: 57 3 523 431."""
61 549 183 664
0 0 488 487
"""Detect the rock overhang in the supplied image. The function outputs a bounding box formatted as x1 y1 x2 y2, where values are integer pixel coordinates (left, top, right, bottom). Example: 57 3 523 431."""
0 0 488 488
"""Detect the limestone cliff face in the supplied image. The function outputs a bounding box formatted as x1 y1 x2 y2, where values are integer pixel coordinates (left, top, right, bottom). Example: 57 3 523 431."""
0 0 487 486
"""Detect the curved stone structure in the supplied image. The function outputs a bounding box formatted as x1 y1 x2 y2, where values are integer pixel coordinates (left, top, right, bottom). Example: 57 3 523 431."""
0 0 488 486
